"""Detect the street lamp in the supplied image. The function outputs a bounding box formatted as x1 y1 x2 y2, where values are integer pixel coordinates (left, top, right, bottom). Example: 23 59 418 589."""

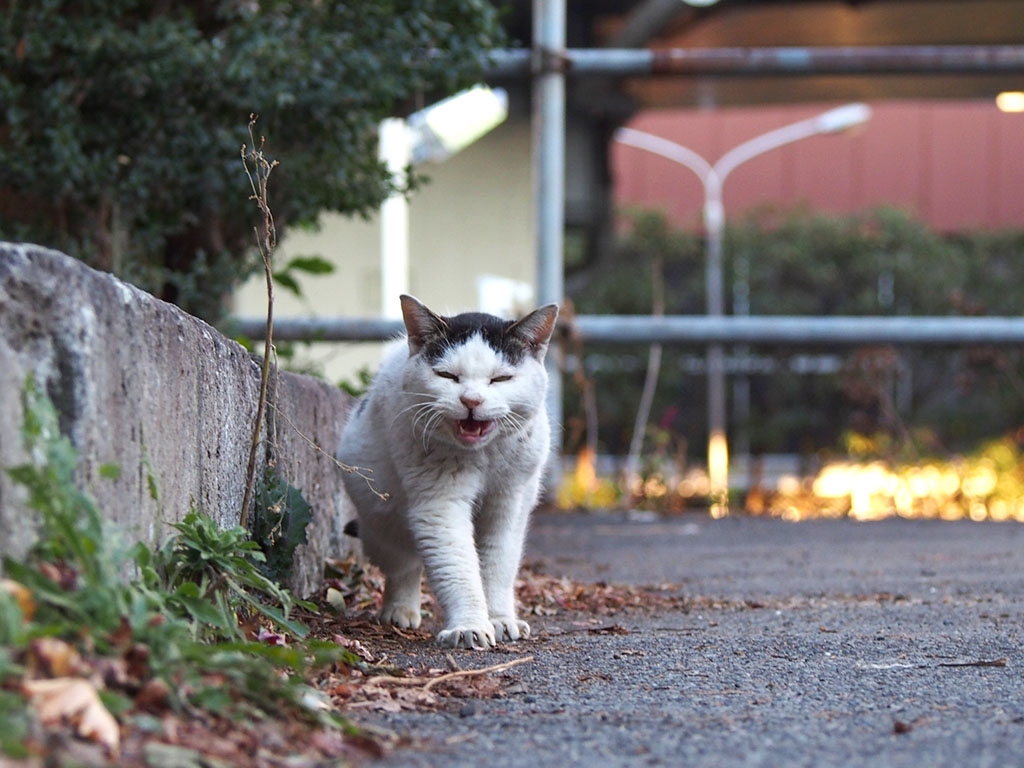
378 85 509 318
615 102 872 517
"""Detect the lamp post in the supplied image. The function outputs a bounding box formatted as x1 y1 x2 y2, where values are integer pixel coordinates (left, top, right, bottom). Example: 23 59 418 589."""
615 102 872 516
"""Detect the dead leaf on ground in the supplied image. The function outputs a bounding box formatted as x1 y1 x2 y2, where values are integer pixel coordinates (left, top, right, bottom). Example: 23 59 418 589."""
23 677 120 757
344 682 441 712
516 568 687 617
1 578 35 619
258 627 288 646
30 637 84 677
332 634 377 663
134 678 172 713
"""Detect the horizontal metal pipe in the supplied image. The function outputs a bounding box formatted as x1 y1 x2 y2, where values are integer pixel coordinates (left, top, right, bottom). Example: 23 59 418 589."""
227 316 404 342
485 45 1024 78
570 315 1024 345
228 315 1024 346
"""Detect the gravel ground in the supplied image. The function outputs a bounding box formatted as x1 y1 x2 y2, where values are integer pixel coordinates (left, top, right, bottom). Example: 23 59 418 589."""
351 513 1024 767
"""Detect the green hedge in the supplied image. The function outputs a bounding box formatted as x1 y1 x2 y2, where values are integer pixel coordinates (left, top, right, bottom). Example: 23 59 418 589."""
565 207 1024 460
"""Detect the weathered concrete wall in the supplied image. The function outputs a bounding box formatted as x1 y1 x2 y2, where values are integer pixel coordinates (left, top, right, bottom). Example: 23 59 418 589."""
0 243 356 596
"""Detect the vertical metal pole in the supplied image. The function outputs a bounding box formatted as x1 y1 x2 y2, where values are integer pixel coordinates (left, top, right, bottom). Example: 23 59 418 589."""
704 176 729 516
534 0 566 483
733 248 751 487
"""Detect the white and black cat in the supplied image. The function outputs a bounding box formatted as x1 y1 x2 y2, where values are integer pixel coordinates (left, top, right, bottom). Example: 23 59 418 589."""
339 295 559 649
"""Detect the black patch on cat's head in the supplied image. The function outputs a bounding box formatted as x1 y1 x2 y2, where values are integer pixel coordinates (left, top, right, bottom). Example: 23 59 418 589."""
399 295 559 364
423 311 527 364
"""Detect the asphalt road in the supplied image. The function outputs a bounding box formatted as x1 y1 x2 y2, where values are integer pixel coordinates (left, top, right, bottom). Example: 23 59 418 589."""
353 513 1024 767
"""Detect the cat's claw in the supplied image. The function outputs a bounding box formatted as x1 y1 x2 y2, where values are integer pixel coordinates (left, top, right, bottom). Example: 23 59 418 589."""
380 604 421 630
491 617 531 642
437 624 496 650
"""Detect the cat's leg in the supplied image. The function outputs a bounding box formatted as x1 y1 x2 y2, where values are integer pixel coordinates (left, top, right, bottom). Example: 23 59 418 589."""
379 560 423 629
408 503 495 650
359 522 423 629
476 478 539 643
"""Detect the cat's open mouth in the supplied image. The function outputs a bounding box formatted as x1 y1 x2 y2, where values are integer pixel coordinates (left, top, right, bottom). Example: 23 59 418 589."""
456 417 494 443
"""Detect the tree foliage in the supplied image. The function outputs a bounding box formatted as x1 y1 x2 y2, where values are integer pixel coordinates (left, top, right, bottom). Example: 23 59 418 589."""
0 0 504 320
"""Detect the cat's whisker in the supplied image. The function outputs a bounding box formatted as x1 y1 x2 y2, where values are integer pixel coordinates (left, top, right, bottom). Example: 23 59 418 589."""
421 410 446 451
498 411 528 442
411 404 439 435
394 399 434 426
503 415 528 438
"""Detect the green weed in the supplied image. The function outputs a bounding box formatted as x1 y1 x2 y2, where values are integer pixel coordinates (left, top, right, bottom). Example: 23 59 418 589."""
0 378 360 756
254 469 315 585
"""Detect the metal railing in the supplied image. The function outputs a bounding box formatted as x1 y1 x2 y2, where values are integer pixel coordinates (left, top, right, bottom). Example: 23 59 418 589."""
229 314 1024 346
485 45 1024 78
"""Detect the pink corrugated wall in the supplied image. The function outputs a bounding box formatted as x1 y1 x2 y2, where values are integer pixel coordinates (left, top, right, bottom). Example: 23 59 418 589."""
612 100 1024 233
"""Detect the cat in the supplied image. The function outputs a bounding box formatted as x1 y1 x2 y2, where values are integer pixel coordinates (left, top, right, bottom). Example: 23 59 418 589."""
338 294 559 649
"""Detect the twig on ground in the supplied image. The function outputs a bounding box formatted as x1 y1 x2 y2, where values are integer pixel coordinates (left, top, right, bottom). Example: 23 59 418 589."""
552 624 631 635
364 656 534 692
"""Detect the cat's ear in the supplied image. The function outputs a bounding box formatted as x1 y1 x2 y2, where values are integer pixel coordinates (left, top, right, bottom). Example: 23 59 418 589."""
509 304 559 360
400 294 447 354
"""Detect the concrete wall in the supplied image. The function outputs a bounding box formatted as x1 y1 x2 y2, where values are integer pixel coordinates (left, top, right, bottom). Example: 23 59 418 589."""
0 243 355 597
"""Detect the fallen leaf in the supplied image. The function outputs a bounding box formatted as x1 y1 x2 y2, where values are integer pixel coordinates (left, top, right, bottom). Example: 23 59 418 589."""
125 643 152 680
326 588 346 612
135 678 171 712
37 561 78 590
258 628 288 646
23 677 120 756
515 569 687 616
332 634 376 663
1 578 35 619
31 637 83 677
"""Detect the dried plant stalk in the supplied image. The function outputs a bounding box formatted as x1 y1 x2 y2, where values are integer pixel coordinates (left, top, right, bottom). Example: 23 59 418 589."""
240 114 279 526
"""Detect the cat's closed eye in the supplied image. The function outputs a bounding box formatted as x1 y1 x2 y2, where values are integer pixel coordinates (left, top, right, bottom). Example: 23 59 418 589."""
435 370 460 382
490 375 513 383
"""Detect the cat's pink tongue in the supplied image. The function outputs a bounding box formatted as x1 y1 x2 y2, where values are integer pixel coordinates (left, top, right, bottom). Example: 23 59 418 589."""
456 418 494 442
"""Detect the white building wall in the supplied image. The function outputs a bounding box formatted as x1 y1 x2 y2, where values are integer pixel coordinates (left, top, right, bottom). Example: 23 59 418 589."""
232 119 535 385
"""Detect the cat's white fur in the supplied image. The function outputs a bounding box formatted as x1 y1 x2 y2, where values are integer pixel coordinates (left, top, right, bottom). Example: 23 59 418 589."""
339 295 558 649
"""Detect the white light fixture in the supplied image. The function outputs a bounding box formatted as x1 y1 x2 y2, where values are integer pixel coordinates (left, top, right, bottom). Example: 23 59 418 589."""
996 91 1024 113
615 102 873 514
814 102 873 133
407 85 509 164
681 0 720 6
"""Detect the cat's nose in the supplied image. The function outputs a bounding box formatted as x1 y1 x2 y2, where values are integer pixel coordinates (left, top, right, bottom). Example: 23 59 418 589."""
460 393 484 409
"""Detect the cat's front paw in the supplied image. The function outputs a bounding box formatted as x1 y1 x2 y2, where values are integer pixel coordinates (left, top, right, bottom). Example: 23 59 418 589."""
380 604 421 630
436 622 496 650
491 616 531 642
